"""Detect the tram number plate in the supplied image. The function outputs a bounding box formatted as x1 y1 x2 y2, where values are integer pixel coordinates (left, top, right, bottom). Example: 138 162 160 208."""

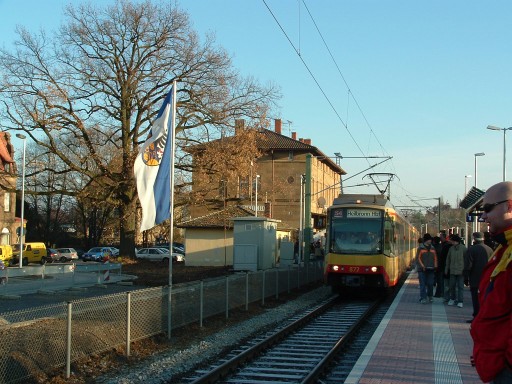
348 266 360 273
346 275 361 287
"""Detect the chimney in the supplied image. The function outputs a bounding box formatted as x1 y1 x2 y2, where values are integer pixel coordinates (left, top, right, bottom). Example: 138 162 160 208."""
304 138 311 145
299 138 304 143
291 131 297 140
235 119 245 135
275 119 282 135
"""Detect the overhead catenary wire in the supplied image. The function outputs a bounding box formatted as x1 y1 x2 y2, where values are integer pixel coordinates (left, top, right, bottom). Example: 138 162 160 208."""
262 0 422 209
261 0 367 161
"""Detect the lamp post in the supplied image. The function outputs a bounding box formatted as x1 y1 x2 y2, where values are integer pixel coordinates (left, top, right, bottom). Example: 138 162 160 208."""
254 174 260 217
15 133 26 268
474 153 485 188
464 175 472 196
487 125 512 181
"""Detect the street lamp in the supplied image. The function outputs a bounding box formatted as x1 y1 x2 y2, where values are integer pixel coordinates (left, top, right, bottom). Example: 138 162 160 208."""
474 153 485 188
15 133 26 268
464 175 472 196
487 125 512 181
254 175 260 217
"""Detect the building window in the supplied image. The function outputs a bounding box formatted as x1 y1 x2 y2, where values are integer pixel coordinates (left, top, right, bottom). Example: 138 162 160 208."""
288 151 293 160
4 192 9 212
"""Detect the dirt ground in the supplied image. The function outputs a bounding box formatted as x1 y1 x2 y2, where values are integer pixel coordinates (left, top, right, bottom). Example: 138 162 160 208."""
32 259 296 384
120 258 234 287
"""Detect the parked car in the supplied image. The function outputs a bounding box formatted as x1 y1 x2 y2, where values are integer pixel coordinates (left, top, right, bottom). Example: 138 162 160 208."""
55 248 79 262
74 248 86 259
173 242 185 254
173 252 185 263
46 248 60 263
82 247 112 262
0 245 13 266
136 247 184 263
155 242 185 255
155 245 186 257
12 242 47 265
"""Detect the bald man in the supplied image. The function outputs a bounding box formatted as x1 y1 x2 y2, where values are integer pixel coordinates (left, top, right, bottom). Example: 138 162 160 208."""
470 181 512 383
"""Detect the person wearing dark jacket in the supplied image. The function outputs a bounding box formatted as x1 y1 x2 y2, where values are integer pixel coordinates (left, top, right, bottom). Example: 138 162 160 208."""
436 232 451 299
464 232 492 323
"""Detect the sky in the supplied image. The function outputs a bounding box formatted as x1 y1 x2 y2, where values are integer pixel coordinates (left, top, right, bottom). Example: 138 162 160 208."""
1 0 512 213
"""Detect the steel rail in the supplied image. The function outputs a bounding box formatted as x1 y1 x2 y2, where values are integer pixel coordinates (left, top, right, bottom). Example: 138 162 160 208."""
300 298 383 383
188 295 339 384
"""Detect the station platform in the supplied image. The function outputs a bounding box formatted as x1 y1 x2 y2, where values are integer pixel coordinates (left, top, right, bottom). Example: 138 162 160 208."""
346 271 481 384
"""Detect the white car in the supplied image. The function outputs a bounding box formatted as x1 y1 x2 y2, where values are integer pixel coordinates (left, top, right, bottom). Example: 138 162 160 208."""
55 248 79 262
136 248 184 263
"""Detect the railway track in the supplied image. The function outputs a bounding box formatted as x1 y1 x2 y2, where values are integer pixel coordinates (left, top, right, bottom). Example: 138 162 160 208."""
181 295 384 384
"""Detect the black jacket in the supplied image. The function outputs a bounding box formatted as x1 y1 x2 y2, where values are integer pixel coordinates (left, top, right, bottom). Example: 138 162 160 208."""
464 242 493 287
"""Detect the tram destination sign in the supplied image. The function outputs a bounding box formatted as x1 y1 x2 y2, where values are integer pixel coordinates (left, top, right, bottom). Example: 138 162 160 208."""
347 209 382 219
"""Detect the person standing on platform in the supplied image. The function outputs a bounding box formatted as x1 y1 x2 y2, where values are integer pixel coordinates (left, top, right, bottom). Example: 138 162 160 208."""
471 181 512 383
445 233 467 307
416 233 437 304
464 232 492 323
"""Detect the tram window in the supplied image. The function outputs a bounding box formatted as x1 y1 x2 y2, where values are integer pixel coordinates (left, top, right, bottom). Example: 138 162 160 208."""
384 215 395 255
330 221 382 254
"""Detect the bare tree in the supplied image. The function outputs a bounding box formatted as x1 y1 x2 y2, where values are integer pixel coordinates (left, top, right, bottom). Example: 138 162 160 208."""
0 0 280 255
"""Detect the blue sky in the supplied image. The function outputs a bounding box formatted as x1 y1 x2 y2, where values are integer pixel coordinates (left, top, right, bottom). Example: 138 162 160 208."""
1 0 512 212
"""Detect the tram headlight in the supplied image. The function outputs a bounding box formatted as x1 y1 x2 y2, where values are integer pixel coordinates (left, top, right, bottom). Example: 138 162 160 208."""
332 265 339 271
371 266 378 273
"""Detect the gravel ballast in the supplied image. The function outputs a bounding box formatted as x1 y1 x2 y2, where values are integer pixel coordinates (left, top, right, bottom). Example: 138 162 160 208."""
96 285 333 384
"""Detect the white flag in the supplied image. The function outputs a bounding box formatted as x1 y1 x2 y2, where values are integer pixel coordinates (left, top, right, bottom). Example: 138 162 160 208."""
134 89 174 231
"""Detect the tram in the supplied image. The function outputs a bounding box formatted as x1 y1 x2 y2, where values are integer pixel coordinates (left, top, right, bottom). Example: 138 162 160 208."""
324 193 419 293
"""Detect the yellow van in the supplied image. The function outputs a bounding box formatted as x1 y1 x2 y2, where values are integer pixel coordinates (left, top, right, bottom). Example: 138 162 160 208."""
12 242 48 265
0 245 13 266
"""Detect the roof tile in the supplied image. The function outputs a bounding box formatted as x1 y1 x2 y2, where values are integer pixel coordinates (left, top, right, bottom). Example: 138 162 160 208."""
177 206 255 229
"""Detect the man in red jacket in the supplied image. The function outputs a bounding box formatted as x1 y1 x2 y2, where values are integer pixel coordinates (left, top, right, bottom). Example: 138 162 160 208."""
470 181 512 383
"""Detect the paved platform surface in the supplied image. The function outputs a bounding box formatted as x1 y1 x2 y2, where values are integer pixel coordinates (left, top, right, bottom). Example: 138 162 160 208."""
346 271 481 383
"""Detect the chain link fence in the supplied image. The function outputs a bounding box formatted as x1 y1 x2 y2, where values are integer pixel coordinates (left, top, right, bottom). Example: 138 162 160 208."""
0 262 323 383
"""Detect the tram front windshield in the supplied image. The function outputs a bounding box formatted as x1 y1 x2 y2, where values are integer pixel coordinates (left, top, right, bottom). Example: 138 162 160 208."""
329 208 383 254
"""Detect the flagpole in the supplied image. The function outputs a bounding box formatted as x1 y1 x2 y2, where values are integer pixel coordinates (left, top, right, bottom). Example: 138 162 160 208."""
168 80 177 339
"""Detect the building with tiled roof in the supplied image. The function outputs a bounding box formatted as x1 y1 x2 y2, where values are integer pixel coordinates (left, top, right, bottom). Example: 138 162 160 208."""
188 119 345 233
0 132 18 246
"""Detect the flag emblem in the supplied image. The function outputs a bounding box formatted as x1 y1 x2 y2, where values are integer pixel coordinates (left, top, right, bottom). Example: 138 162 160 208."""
142 136 167 166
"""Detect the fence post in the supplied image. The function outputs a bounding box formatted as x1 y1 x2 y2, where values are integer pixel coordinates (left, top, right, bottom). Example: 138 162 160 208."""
126 292 131 357
245 272 249 311
225 276 229 319
261 270 265 306
200 280 204 327
275 268 279 300
65 302 72 379
297 263 300 290
287 265 291 294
